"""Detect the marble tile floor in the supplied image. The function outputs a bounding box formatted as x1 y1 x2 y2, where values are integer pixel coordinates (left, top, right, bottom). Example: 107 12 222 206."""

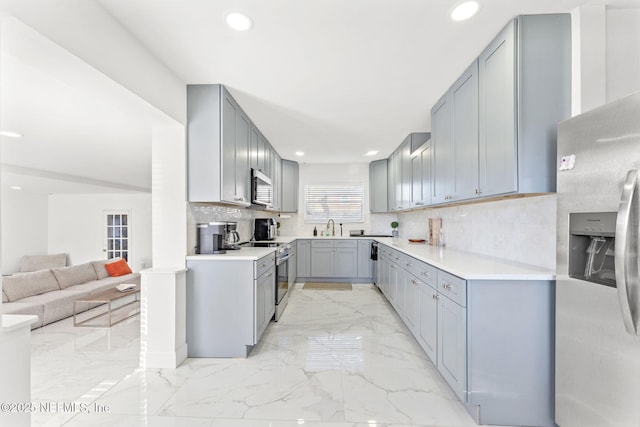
28 283 491 427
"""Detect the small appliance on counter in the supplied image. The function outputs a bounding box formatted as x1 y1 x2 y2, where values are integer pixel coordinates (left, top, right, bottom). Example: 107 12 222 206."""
196 221 241 254
255 218 277 241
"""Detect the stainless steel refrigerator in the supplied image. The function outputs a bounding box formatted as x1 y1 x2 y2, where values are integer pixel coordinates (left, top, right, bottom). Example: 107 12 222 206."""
556 91 640 427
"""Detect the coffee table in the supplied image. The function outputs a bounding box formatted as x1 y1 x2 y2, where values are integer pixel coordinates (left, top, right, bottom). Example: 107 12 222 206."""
73 285 141 327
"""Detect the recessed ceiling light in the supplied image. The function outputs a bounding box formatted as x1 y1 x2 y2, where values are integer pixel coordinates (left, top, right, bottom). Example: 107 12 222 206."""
0 130 23 138
365 150 379 156
225 12 253 31
295 151 304 156
450 1 480 21
10 186 22 191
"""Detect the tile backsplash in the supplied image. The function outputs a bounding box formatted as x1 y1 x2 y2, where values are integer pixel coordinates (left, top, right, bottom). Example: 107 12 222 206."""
187 204 276 254
188 195 557 270
396 195 557 270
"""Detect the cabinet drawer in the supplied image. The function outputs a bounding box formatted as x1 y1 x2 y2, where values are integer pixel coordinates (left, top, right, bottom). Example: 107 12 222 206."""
415 263 437 288
311 240 334 249
255 252 276 278
437 270 466 307
335 240 358 249
401 255 419 276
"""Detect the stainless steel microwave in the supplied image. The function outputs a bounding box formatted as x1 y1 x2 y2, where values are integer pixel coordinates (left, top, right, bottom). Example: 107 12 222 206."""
251 169 273 208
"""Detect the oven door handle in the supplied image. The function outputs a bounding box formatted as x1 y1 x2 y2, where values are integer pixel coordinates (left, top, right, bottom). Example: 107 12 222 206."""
276 253 291 265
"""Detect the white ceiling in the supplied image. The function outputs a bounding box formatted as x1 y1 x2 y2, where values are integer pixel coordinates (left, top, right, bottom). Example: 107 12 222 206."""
1 0 638 194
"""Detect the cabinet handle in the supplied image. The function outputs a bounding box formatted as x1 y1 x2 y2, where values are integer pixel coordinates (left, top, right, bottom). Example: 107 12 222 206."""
266 272 273 277
415 202 424 206
411 279 419 285
395 257 400 261
432 294 439 300
261 263 267 267
406 263 412 267
421 271 430 277
390 265 395 269
475 188 483 195
443 283 452 290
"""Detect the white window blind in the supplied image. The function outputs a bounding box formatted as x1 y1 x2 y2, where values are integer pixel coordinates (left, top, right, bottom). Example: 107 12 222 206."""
304 184 364 223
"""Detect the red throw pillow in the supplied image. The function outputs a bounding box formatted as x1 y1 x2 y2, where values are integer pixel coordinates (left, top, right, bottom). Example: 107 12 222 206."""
104 259 132 277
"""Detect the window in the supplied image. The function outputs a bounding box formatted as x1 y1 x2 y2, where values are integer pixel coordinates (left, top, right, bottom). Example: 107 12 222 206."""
104 211 130 261
304 184 364 223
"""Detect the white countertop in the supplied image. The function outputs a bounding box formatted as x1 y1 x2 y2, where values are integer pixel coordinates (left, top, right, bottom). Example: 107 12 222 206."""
186 235 554 281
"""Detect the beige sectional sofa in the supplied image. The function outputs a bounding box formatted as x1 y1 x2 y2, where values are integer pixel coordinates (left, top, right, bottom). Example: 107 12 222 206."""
2 255 140 329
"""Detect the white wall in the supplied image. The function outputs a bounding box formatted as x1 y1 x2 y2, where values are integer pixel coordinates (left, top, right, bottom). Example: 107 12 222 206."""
606 7 640 103
47 193 152 272
0 190 49 274
572 5 640 115
277 163 397 238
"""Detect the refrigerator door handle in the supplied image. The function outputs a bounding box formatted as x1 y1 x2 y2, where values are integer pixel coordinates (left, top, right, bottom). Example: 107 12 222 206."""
615 169 640 335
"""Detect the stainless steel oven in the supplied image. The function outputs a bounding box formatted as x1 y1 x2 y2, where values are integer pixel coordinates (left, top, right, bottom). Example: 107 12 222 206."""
274 243 291 321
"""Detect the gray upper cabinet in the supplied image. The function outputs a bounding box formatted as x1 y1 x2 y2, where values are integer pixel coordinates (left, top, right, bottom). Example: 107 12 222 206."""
281 160 299 213
269 149 282 212
369 159 388 213
431 94 453 204
387 156 395 211
478 14 571 196
411 138 431 208
187 84 251 206
400 138 412 210
431 61 479 204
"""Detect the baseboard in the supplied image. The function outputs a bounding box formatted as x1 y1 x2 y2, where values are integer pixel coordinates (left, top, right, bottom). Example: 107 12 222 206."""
141 343 188 368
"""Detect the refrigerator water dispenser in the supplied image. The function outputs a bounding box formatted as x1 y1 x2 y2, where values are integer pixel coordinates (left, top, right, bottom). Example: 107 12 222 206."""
568 212 617 287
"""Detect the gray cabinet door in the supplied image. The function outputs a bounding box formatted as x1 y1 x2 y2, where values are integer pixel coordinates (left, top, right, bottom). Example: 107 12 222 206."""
387 157 395 211
369 160 388 213
296 240 311 277
311 245 334 277
281 160 299 212
271 151 282 211
437 294 467 402
400 138 412 210
357 240 372 279
404 274 420 335
236 109 251 204
418 280 438 364
478 20 517 197
257 132 267 173
393 148 403 210
431 93 454 204
411 141 432 208
288 242 297 285
221 91 238 204
255 265 275 342
335 243 358 278
451 60 479 202
249 124 260 171
221 88 250 205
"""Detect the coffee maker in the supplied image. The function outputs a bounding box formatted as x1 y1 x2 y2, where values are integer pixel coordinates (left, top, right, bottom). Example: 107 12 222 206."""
196 222 240 254
254 218 277 241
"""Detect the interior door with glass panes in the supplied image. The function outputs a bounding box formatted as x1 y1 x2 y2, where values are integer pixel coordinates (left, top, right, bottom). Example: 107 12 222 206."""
104 211 129 261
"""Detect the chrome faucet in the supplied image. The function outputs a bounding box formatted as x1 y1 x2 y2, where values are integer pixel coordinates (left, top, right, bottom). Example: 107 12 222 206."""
326 219 335 236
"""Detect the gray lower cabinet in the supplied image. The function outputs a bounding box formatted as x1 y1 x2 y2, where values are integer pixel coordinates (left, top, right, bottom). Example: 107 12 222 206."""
310 240 358 279
255 262 276 341
281 160 299 212
417 278 438 364
186 252 275 358
357 240 373 279
376 244 554 427
296 239 311 277
436 288 467 402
